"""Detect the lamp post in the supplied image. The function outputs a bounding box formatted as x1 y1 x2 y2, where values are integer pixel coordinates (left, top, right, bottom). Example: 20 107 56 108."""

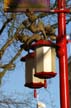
57 0 70 108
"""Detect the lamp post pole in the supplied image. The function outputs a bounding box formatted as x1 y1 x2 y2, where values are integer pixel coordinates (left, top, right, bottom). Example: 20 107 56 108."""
57 0 70 108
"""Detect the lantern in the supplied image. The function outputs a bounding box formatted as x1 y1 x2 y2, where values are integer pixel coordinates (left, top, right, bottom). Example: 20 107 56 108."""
21 52 45 88
31 40 57 79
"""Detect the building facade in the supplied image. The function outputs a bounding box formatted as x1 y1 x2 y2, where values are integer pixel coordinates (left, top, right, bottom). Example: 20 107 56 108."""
68 56 71 107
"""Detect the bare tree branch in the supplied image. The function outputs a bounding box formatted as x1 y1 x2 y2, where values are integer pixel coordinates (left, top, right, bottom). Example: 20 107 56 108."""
0 48 24 85
0 22 25 59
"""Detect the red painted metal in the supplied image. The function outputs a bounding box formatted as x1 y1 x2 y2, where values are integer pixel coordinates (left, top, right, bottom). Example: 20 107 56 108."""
25 80 47 88
57 0 70 108
25 82 45 88
30 40 57 50
20 53 36 62
44 80 47 88
34 89 37 98
67 40 71 43
51 9 70 13
35 72 57 79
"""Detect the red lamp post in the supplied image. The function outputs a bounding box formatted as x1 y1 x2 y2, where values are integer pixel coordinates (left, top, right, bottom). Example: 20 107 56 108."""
57 0 70 108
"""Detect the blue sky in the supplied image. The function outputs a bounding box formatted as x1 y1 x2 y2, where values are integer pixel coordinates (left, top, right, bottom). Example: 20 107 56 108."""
0 1 71 108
